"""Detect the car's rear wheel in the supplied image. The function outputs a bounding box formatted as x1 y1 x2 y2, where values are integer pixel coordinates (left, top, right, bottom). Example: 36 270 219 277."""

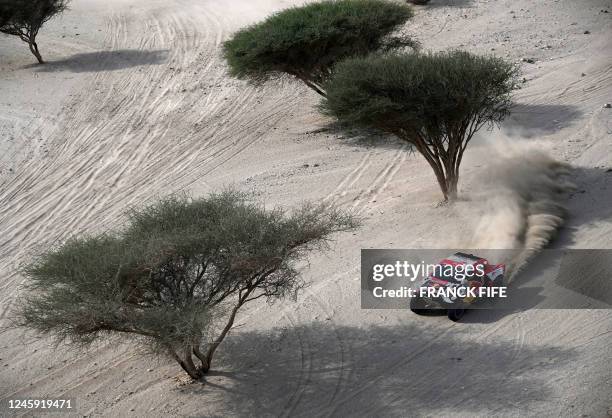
410 296 428 315
447 309 466 322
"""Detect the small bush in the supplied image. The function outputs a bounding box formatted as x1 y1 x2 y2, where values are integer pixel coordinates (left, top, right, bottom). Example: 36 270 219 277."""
14 191 358 379
322 51 518 201
0 0 69 64
223 0 416 97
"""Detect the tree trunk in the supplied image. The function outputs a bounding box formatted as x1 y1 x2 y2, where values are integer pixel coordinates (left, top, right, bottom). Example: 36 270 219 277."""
303 80 326 98
167 346 204 380
398 129 465 202
202 287 254 372
28 40 44 64
170 288 254 379
192 344 210 373
430 162 449 201
422 153 459 202
183 346 204 379
445 172 459 201
203 300 242 371
291 71 327 97
177 357 204 380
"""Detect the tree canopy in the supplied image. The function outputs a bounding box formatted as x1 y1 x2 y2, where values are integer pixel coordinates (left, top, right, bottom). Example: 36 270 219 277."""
0 0 69 63
15 191 358 379
322 51 518 200
223 0 416 97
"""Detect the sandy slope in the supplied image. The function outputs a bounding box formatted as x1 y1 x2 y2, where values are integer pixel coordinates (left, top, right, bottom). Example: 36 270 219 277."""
0 0 611 416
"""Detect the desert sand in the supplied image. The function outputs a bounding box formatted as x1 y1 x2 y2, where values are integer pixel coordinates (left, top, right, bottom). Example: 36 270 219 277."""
0 0 611 416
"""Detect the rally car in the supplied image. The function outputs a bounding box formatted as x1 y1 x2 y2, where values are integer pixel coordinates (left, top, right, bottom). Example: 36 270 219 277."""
409 252 505 321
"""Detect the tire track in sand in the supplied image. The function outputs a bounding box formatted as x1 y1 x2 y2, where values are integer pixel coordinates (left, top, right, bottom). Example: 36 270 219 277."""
0 0 303 400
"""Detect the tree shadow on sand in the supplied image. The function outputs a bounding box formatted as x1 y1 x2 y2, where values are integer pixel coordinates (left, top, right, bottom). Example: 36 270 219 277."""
503 103 582 138
177 322 576 417
312 103 583 152
30 49 169 73
559 166 612 245
306 120 409 153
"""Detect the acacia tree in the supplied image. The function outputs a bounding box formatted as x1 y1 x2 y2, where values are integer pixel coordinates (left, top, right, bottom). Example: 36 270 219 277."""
14 191 358 379
223 0 416 97
322 51 518 201
0 0 69 64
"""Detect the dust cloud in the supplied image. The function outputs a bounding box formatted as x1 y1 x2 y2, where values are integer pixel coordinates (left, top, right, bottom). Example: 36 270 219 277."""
469 145 575 282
